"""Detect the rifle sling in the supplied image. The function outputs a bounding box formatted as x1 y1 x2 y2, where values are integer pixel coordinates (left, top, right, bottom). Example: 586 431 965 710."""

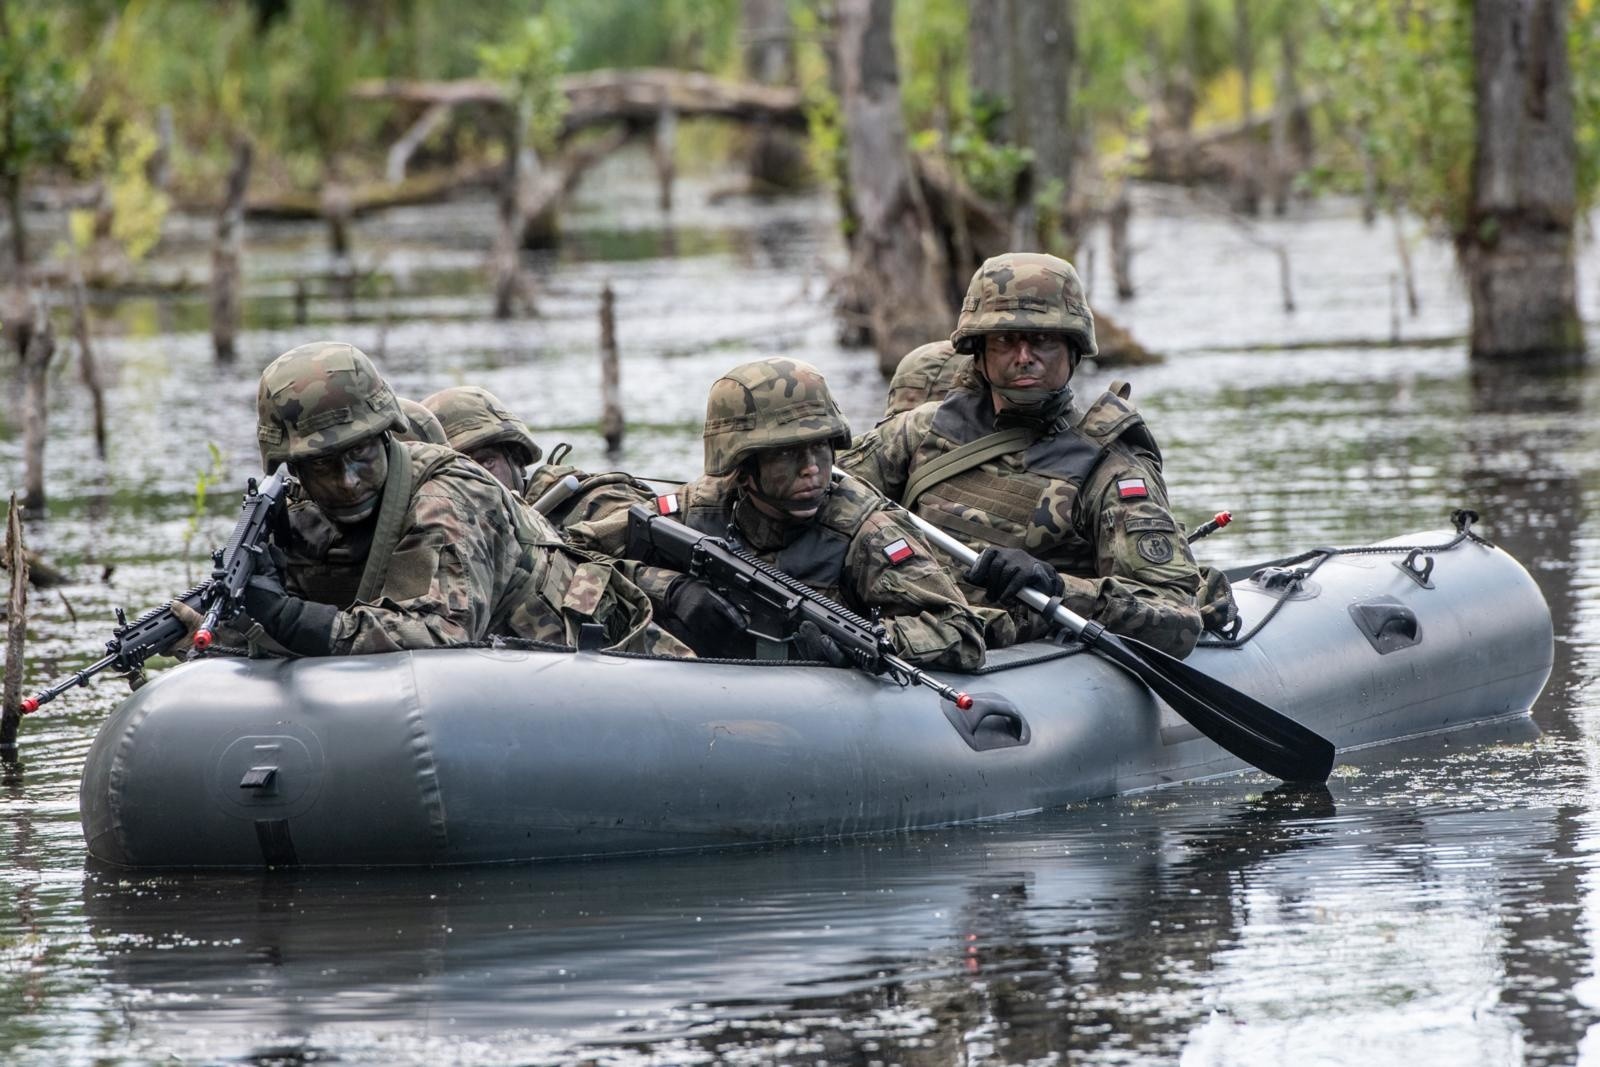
355 437 413 605
901 426 1039 509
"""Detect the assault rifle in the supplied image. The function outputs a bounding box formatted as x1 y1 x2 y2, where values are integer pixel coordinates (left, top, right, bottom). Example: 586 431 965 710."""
22 467 292 714
625 504 971 708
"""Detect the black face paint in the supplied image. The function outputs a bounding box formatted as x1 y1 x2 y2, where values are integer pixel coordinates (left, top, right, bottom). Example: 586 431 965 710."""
742 441 835 520
294 437 389 524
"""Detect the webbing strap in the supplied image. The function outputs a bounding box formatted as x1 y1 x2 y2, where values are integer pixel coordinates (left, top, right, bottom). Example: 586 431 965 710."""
903 426 1038 508
355 437 413 604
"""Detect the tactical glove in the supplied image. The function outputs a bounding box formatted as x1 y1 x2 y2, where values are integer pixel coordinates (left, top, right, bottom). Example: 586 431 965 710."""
967 546 1065 604
664 576 748 646
794 619 851 668
243 571 338 657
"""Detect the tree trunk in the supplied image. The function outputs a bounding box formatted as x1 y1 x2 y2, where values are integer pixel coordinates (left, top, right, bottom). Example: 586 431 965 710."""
598 282 624 454
836 0 951 376
1268 25 1300 216
21 301 53 513
2 493 26 756
1462 0 1584 362
967 0 1013 142
211 139 252 363
70 266 107 458
1009 0 1076 247
742 0 806 190
4 174 24 276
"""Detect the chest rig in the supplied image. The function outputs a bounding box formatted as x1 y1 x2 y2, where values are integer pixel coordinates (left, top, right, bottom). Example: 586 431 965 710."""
672 472 878 604
907 386 1154 576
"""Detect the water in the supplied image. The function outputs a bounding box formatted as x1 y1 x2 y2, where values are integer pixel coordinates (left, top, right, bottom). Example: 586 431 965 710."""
4 149 1600 1064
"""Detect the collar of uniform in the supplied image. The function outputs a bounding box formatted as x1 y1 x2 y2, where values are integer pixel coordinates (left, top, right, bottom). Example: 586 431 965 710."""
993 384 1075 434
732 492 812 552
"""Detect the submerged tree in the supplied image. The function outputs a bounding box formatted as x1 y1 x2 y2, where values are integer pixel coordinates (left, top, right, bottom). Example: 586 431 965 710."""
0 2 71 277
1462 0 1584 361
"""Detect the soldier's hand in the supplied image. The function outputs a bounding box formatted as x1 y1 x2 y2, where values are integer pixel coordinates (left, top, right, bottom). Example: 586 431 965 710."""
243 573 338 657
794 620 851 668
967 547 1065 604
169 598 203 653
665 576 748 645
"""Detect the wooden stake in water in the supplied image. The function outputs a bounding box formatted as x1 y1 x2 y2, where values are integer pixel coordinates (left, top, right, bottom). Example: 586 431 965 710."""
211 139 253 363
599 282 624 454
70 266 107 459
21 297 55 513
2 494 29 757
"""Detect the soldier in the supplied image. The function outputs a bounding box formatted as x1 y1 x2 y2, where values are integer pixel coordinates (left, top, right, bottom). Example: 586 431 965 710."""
219 341 685 657
571 358 986 670
842 252 1222 658
396 398 450 446
421 385 656 530
880 340 971 422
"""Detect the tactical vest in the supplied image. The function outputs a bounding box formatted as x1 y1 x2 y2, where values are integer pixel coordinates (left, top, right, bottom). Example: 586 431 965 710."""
668 472 881 604
908 385 1158 576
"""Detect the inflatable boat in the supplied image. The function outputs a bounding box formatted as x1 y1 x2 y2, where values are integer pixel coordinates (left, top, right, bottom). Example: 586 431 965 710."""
79 523 1553 868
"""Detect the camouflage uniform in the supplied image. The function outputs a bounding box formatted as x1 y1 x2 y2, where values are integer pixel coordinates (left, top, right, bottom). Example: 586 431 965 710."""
841 254 1207 657
881 341 972 422
422 385 655 535
256 343 687 657
571 359 986 670
396 398 450 446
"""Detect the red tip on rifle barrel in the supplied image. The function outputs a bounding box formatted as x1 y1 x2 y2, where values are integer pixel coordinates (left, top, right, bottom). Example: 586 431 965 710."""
1215 510 1232 527
193 630 214 651
955 692 973 710
20 698 39 714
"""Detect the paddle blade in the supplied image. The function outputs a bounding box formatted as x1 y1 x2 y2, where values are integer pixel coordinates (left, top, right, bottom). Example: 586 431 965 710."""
1088 630 1336 784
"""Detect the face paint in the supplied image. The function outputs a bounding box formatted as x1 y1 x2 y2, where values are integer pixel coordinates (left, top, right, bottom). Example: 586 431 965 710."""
982 331 1075 410
294 437 389 524
467 444 525 494
743 440 835 520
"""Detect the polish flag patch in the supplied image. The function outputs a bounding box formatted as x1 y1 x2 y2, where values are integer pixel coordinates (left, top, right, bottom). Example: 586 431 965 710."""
1117 478 1148 500
883 538 916 565
655 493 680 515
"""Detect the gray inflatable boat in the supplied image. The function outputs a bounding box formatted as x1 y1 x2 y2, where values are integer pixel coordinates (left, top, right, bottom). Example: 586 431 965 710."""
81 527 1553 868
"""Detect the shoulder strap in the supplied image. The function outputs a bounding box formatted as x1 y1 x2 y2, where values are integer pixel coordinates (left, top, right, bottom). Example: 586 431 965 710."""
355 436 415 604
902 426 1038 508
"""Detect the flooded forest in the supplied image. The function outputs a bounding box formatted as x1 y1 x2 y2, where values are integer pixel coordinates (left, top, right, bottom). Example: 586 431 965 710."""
3 1 1600 1064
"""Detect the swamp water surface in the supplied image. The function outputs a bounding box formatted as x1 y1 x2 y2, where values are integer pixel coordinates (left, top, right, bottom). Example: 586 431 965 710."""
3 153 1600 1064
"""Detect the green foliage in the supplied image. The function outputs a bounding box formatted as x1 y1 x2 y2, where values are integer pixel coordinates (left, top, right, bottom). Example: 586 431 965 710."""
1307 0 1476 232
478 12 571 155
0 7 73 192
253 0 382 182
181 442 226 578
551 0 740 74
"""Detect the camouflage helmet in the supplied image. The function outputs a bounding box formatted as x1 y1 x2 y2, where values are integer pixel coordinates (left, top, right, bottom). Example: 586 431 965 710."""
703 358 852 476
396 397 450 446
256 341 407 471
883 340 972 419
420 385 542 467
950 252 1098 359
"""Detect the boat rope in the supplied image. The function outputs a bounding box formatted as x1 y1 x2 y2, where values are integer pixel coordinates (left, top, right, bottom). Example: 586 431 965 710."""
1197 507 1494 649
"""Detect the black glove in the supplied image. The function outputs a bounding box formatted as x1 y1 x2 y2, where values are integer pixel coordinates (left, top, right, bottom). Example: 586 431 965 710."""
794 619 851 668
664 576 748 646
966 546 1065 604
243 571 338 657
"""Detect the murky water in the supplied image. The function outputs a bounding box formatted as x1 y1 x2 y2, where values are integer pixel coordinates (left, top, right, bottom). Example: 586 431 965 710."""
3 149 1600 1064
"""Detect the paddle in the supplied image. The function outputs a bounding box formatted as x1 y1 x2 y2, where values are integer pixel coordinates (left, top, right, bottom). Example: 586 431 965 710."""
893 507 1335 784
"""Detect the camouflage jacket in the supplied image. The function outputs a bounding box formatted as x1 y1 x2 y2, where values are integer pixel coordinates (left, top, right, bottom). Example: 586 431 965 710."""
841 381 1204 657
569 470 986 670
278 442 687 657
522 463 656 535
